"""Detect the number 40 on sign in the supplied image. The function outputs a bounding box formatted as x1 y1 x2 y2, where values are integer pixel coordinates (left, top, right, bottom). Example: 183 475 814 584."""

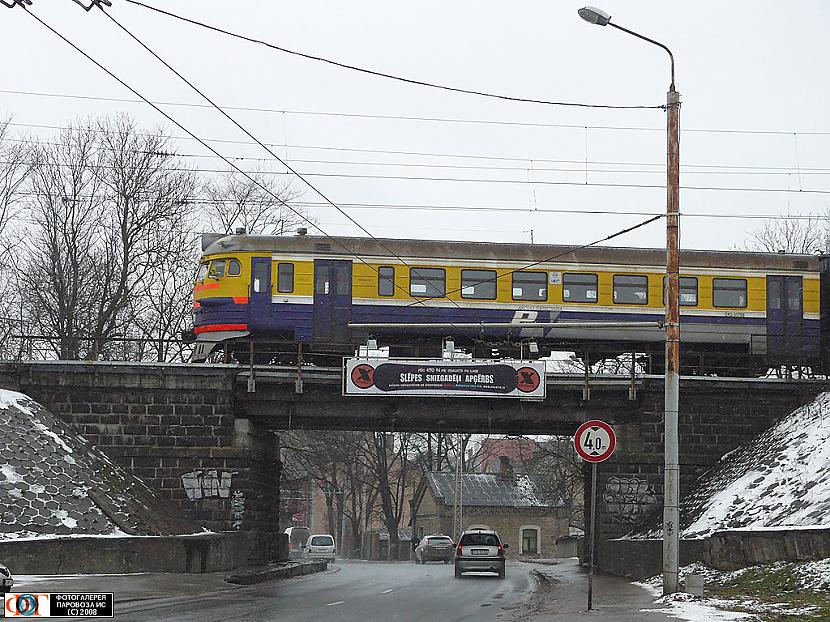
574 419 616 463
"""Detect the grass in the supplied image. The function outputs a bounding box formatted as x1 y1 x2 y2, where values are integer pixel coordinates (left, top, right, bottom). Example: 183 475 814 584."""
701 561 830 622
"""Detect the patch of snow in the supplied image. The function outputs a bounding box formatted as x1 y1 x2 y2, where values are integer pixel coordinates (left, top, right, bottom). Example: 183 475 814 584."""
648 594 758 621
29 484 45 494
0 464 24 484
633 393 830 539
32 420 74 454
63 455 76 465
0 389 33 408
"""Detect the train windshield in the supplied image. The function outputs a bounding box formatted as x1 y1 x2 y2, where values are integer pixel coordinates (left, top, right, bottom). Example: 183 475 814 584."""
196 262 209 282
208 259 227 279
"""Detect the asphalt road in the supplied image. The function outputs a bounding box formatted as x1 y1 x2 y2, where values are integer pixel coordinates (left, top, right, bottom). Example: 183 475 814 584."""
14 559 683 621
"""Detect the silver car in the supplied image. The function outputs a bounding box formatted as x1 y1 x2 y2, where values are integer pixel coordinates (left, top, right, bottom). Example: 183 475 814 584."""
415 534 454 564
454 529 508 579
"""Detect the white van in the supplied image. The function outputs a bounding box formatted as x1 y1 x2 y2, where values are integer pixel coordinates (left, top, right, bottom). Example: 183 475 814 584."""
284 526 311 560
304 534 336 563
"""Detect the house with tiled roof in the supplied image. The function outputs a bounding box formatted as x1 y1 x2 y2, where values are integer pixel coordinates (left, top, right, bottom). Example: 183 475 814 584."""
411 457 570 557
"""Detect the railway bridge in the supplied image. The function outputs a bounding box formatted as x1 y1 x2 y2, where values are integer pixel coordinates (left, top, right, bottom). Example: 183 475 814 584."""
0 360 824 562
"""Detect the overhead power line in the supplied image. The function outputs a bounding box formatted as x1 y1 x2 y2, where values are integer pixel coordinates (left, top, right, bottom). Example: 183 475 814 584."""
9 124 830 173
92 3 473 314
13 190 828 223
119 0 661 111
5 89 830 136
15 2 441 309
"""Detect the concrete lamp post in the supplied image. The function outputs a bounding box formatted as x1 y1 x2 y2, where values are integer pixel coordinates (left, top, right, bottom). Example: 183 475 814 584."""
578 6 681 596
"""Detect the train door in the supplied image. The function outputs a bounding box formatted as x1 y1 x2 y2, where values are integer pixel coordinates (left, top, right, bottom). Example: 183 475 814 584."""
313 259 352 342
249 257 272 330
766 275 804 360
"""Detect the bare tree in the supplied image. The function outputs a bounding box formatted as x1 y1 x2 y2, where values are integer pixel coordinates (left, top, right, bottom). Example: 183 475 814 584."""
0 119 34 356
362 432 420 559
20 125 105 358
130 227 200 362
745 215 829 255
204 170 305 235
18 116 195 359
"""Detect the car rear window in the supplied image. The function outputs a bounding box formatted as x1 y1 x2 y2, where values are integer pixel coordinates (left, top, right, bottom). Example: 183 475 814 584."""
428 537 452 544
460 533 499 546
310 535 334 546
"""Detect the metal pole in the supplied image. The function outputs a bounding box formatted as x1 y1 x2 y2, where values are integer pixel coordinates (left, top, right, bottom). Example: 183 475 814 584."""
453 433 463 542
588 461 597 611
663 85 681 596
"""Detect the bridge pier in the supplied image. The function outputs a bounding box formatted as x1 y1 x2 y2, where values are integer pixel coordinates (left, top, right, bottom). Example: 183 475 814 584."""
0 362 282 562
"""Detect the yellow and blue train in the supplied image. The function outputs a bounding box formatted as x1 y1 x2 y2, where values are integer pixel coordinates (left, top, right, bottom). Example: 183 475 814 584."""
189 233 826 374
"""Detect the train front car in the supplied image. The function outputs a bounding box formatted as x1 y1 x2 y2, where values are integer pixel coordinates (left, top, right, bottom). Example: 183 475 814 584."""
188 233 824 376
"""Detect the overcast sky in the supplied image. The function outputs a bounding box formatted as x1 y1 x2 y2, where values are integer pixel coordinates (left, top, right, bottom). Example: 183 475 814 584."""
2 1 829 251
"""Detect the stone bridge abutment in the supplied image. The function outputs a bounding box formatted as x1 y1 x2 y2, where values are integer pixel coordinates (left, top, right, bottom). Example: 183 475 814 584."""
0 361 825 566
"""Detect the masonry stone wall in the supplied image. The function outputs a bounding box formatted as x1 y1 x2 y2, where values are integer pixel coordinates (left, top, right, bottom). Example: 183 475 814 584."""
586 379 829 572
0 363 279 555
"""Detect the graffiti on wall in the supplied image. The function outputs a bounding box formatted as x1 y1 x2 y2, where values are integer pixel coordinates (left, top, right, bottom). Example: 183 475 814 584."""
602 476 658 524
231 490 245 530
181 470 233 501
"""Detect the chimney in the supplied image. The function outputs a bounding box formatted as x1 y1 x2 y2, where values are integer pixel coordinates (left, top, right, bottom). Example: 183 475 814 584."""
498 456 515 483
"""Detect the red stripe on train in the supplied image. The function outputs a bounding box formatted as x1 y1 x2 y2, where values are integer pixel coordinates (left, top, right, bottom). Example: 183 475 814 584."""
194 323 249 334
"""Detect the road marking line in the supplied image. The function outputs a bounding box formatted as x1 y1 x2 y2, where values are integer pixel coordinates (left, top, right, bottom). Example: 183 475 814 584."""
381 589 393 594
326 601 344 606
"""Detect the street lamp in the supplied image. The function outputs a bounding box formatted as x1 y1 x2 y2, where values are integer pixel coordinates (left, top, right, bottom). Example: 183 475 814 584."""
578 7 681 596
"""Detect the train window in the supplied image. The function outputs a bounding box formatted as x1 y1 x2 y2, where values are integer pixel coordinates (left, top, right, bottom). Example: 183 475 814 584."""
227 259 241 276
562 273 597 303
208 259 226 279
277 263 294 293
713 278 747 308
378 266 395 297
767 280 781 310
786 279 801 311
662 276 698 306
337 267 351 295
614 275 649 305
512 271 547 301
461 269 497 300
315 266 330 295
410 267 445 297
252 261 270 293
196 263 208 281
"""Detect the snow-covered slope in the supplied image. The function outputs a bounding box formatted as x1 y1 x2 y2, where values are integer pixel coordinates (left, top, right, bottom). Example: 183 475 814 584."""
0 389 204 539
631 391 830 539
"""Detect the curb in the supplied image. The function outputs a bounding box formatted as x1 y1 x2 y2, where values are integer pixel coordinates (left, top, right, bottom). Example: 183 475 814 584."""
225 561 328 585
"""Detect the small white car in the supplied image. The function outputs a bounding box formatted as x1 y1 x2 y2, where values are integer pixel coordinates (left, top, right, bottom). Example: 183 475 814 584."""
0 563 13 593
304 534 336 563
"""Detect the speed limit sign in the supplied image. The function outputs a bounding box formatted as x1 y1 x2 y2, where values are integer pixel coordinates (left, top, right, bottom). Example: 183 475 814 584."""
575 419 617 612
574 419 616 463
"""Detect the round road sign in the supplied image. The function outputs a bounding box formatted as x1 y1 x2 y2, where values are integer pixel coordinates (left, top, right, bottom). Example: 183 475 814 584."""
574 420 616 463
350 363 375 389
516 367 541 393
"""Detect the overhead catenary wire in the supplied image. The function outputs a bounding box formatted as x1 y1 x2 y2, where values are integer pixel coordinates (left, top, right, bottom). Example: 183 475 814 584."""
117 0 661 111
12 189 830 222
5 89 830 137
8 125 830 176
14 3 446 311
91 3 472 314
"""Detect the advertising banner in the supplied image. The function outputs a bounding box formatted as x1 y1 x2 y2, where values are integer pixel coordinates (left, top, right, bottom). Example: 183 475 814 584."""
343 359 545 399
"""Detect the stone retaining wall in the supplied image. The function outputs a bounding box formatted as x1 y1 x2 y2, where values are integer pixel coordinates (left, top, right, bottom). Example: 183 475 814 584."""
704 528 830 570
0 532 262 575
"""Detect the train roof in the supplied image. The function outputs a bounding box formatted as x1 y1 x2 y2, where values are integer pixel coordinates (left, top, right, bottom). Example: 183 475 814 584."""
201 233 822 272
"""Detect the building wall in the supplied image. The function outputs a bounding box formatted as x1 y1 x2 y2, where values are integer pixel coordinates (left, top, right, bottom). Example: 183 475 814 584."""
413 485 570 557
